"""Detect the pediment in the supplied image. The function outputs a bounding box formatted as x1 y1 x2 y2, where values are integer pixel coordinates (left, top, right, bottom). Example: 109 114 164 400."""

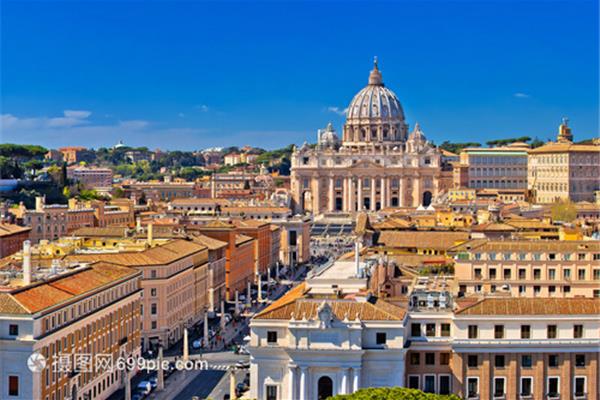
350 160 384 170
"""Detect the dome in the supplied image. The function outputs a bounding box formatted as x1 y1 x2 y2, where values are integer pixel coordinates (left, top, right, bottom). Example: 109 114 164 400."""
346 59 405 122
342 58 408 146
318 122 340 149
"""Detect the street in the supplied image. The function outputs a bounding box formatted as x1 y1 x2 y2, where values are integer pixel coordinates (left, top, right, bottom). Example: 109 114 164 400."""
109 262 311 400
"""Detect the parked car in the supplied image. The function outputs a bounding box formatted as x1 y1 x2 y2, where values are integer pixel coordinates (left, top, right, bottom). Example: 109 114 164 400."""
192 339 203 349
235 360 250 369
136 381 152 395
237 345 250 355
149 376 158 389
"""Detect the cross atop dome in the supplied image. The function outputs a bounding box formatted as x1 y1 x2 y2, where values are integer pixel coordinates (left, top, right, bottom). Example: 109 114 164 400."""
368 56 383 86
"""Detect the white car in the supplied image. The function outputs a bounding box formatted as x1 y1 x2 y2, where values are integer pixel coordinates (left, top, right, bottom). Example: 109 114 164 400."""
192 339 203 349
137 381 152 395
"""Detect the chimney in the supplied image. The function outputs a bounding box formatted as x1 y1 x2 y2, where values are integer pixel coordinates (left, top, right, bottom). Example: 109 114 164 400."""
354 240 361 277
147 223 153 246
23 240 32 286
35 196 44 212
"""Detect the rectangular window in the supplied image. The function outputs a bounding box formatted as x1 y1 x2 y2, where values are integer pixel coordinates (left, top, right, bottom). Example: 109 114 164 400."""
410 352 420 365
547 377 560 397
575 354 585 368
440 352 450 365
150 288 157 297
489 268 497 279
503 269 511 279
547 325 557 339
425 323 436 337
267 331 277 344
521 354 532 368
564 269 571 279
520 377 533 397
467 355 478 368
376 332 387 345
439 375 451 395
494 325 504 339
594 269 600 280
440 323 451 337
495 354 505 368
574 376 586 397
411 323 421 337
423 375 435 393
467 377 479 398
408 376 420 389
548 269 556 280
518 268 526 279
425 353 435 365
266 385 277 400
521 325 531 339
493 377 505 397
533 269 541 280
8 324 18 336
574 324 584 339
578 269 586 280
468 325 478 339
8 376 19 396
548 354 559 368
150 303 157 315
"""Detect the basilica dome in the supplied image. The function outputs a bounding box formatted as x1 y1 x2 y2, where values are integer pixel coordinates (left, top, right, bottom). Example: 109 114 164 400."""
342 59 408 146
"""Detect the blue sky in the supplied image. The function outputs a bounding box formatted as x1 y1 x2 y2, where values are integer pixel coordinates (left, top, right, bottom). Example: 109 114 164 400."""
1 0 598 150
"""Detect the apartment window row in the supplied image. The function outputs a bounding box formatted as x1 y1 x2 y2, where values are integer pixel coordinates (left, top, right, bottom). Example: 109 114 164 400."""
466 353 587 369
407 374 452 395
409 352 451 366
411 322 451 337
467 324 585 339
466 375 587 399
472 252 598 262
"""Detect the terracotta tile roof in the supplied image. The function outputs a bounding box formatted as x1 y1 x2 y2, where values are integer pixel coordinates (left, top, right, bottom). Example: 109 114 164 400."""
190 234 228 250
72 226 130 237
171 198 230 205
6 262 138 314
0 293 28 314
221 206 290 213
528 141 600 154
65 239 207 267
203 220 235 229
0 223 31 237
376 231 470 250
456 297 600 316
471 222 516 232
255 295 406 321
235 234 254 246
355 212 374 234
231 219 270 228
450 239 600 253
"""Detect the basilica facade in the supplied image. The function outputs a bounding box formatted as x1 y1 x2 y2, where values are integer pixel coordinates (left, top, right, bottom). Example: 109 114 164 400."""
291 60 444 214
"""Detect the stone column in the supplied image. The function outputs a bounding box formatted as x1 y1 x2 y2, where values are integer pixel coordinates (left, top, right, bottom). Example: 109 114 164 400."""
234 290 239 315
247 281 252 306
288 365 296 400
370 177 376 211
348 177 355 212
157 345 164 391
399 178 405 207
203 313 209 348
257 274 263 302
413 175 421 207
299 366 307 400
183 328 189 361
342 177 348 211
328 177 335 212
208 287 215 313
230 368 237 400
220 300 226 330
386 178 391 208
352 367 361 392
340 368 349 394
313 177 320 214
357 178 363 211
380 177 387 209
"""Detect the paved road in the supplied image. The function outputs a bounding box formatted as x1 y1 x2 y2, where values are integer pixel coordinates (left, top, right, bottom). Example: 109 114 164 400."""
172 370 225 400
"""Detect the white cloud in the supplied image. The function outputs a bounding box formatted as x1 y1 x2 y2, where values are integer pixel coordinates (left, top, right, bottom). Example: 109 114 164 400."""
118 120 150 130
327 106 347 116
64 110 92 119
195 104 209 112
514 92 530 99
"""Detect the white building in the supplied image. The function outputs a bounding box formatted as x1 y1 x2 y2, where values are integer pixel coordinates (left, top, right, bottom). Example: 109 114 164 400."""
249 259 408 400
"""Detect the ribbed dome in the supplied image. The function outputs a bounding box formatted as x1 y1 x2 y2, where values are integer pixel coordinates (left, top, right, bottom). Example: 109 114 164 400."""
346 59 405 122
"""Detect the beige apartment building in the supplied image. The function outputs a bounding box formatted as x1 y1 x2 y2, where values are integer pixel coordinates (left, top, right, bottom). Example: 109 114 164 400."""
452 298 599 400
65 239 211 350
528 120 600 204
0 262 141 400
454 142 530 190
451 239 600 298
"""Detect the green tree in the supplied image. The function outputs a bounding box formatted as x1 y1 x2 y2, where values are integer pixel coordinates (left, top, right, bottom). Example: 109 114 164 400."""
438 141 481 154
329 387 461 400
551 199 577 222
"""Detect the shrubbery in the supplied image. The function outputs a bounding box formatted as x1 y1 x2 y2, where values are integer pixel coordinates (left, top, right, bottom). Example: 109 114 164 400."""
329 387 461 400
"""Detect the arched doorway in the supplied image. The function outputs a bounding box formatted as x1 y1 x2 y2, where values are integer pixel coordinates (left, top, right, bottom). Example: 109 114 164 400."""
317 376 333 400
422 191 432 207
